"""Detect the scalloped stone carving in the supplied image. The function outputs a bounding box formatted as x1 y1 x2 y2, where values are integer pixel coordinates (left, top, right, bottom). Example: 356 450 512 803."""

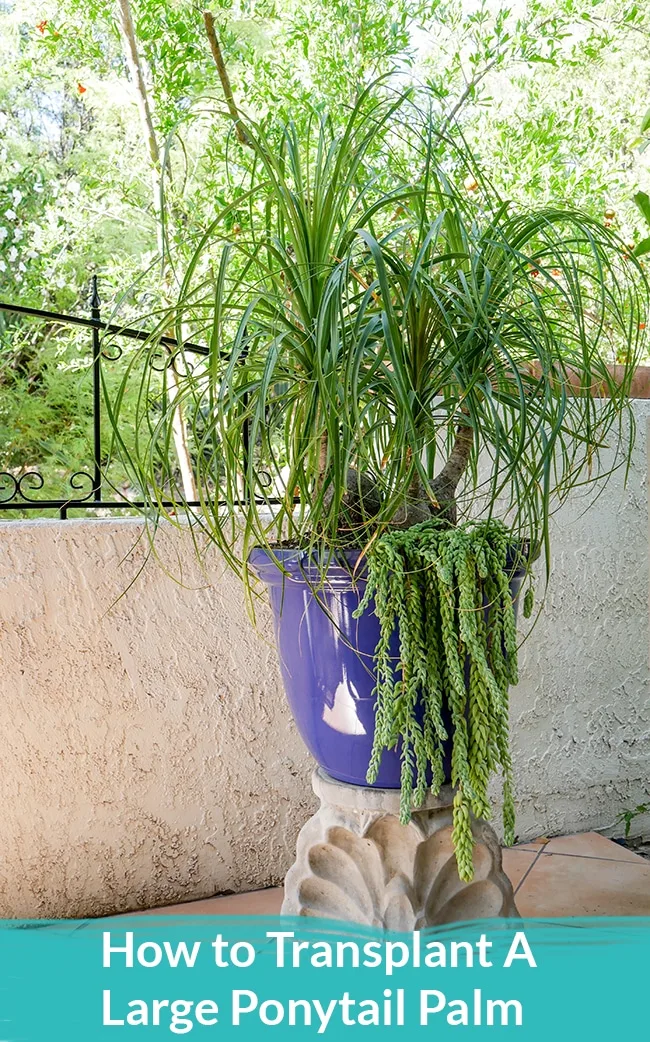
283 769 518 929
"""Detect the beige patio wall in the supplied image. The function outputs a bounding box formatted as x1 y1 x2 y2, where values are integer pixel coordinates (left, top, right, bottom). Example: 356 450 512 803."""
0 402 648 918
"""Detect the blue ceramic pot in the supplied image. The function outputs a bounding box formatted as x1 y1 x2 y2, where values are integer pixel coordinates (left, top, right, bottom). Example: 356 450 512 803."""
249 546 524 788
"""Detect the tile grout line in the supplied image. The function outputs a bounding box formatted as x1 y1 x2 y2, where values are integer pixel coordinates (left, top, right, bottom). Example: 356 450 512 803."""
513 846 546 896
524 849 648 866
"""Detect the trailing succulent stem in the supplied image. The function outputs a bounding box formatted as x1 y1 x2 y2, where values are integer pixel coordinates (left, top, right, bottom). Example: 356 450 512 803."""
354 518 525 882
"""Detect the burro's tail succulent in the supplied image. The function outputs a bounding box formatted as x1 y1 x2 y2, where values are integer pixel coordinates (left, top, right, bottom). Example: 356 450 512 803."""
355 518 529 882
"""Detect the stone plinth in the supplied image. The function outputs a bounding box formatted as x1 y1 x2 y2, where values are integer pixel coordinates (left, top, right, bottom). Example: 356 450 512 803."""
283 769 518 929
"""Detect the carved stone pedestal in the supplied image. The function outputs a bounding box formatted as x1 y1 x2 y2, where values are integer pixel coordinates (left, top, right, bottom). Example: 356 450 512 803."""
283 768 518 929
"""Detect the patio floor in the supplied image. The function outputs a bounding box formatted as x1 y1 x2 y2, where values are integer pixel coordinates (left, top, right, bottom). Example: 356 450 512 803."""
135 831 650 918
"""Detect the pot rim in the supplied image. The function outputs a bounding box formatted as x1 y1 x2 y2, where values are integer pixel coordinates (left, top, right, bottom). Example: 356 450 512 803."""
248 546 369 590
247 542 529 591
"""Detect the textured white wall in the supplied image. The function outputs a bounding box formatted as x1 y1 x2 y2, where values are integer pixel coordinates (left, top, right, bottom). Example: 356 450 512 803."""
506 403 650 843
0 403 648 918
0 520 314 918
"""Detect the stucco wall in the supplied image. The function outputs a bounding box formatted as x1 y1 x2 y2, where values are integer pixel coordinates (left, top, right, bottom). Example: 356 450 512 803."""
508 404 650 842
0 520 314 918
0 403 648 918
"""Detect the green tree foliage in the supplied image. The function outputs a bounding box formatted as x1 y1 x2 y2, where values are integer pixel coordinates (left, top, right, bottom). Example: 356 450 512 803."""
0 0 648 511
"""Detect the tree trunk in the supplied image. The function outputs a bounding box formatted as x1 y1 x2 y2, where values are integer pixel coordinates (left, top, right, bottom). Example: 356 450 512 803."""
429 421 473 525
203 12 251 146
116 0 198 503
116 0 159 171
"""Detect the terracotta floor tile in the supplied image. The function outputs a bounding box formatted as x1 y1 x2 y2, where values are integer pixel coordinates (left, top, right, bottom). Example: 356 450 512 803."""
501 847 539 892
515 837 552 852
115 835 649 920
131 851 539 919
541 831 645 863
515 851 650 917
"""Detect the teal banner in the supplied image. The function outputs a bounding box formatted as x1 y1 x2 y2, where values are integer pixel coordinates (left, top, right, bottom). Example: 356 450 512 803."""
0 916 647 1038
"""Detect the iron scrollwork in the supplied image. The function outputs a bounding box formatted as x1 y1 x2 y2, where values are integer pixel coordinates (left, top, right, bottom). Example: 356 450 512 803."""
0 278 278 518
0 469 96 507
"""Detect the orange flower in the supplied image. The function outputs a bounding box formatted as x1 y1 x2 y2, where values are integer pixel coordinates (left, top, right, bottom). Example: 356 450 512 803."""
639 323 646 330
463 174 479 193
36 19 48 33
77 82 87 95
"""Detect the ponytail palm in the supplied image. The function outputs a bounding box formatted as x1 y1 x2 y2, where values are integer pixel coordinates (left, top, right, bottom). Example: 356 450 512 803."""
111 88 427 570
348 190 646 563
110 91 646 573
108 90 647 877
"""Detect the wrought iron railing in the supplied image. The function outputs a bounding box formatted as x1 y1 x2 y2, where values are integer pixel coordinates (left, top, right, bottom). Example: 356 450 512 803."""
0 276 210 519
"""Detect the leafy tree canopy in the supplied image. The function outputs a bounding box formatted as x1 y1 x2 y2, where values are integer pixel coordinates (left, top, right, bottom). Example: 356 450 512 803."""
0 0 648 511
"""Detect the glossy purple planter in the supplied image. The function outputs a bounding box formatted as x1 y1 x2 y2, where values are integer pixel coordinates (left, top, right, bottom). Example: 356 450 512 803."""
249 546 523 789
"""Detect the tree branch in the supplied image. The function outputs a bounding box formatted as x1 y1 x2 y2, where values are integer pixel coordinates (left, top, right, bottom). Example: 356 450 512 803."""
440 57 500 132
116 0 198 503
116 0 160 170
203 11 251 147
